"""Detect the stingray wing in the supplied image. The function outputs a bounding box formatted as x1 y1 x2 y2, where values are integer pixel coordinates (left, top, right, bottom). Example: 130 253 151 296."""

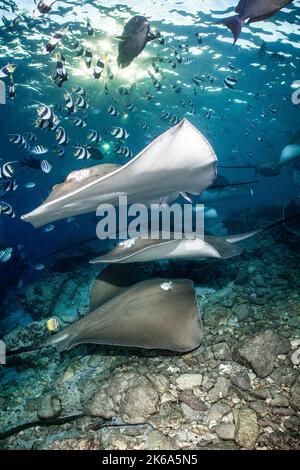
21 119 217 228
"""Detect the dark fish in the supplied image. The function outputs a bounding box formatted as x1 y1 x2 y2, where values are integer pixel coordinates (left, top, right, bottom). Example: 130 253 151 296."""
85 48 93 68
224 75 238 89
0 201 15 218
43 26 69 54
36 0 57 14
218 0 293 44
9 75 15 99
73 39 84 57
94 59 104 79
53 52 68 87
87 19 94 36
117 16 151 69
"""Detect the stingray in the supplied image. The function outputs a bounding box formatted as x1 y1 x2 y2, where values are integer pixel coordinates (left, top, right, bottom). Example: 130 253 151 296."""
283 197 300 236
42 267 202 353
90 232 257 264
21 119 217 228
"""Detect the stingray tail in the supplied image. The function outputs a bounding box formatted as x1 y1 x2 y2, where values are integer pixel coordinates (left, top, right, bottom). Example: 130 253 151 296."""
44 330 75 353
6 344 44 357
217 15 243 44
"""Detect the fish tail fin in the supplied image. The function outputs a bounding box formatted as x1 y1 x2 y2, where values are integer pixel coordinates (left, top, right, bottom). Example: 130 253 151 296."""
218 15 243 44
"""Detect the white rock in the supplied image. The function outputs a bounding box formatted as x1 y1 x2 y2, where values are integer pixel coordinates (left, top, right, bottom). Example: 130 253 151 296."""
291 348 300 366
175 374 203 390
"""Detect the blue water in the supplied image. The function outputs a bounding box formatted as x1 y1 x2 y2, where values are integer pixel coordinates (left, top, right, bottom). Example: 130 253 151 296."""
0 0 299 309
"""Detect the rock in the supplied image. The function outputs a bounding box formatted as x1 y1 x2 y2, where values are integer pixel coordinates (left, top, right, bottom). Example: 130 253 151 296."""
145 431 174 450
37 393 62 420
254 275 265 288
207 377 230 403
43 437 102 450
271 366 298 388
215 423 235 441
234 304 251 322
212 342 232 361
233 329 291 378
87 373 160 424
289 376 300 411
175 374 202 390
178 390 207 411
230 372 251 391
291 349 300 366
3 321 48 351
208 401 231 422
149 402 184 431
249 401 268 416
180 403 206 423
234 407 259 450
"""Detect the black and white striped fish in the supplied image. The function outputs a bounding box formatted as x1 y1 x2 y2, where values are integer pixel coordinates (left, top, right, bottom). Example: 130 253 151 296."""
71 117 87 128
85 48 93 68
119 86 130 96
0 201 15 218
24 132 37 143
116 146 133 159
73 146 91 160
9 75 15 99
53 144 65 158
73 40 84 57
43 26 69 54
76 95 89 109
140 121 148 131
8 134 25 146
64 92 75 114
192 74 204 87
0 179 18 192
111 127 129 140
0 161 17 179
148 71 161 91
224 76 238 89
37 104 55 123
40 160 52 173
53 52 68 87
56 126 68 145
87 130 102 144
31 145 48 155
125 103 135 112
94 59 105 79
106 65 114 80
108 105 120 117
0 248 13 263
87 19 94 36
0 64 16 79
72 86 86 96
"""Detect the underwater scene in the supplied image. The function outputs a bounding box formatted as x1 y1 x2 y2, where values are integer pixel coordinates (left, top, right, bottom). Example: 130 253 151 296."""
0 0 300 452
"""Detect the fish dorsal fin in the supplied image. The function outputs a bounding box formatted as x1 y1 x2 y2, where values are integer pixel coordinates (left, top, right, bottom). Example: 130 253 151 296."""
89 263 153 311
46 164 121 203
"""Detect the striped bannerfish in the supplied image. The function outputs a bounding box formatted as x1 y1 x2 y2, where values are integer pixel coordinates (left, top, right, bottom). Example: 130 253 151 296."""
0 179 18 192
94 59 105 79
111 127 129 140
55 126 68 145
73 40 84 57
72 86 86 96
43 26 69 54
87 130 102 144
64 91 75 114
0 201 15 218
0 248 13 263
224 75 238 89
24 132 37 143
87 19 94 36
40 160 52 173
31 145 48 155
0 64 16 79
108 105 120 117
71 117 87 128
85 48 93 68
76 95 89 109
73 146 92 160
116 146 133 159
53 144 65 158
0 161 16 179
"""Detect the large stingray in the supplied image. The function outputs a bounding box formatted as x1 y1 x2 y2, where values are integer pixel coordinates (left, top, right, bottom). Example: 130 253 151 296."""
43 265 202 353
90 232 258 264
21 119 217 228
